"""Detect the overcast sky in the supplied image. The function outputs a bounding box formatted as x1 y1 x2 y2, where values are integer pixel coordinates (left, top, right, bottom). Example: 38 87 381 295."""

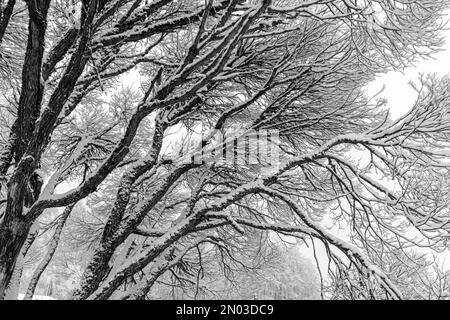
369 23 450 119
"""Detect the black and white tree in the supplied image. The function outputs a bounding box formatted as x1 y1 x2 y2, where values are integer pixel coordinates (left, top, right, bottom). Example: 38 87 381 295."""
0 0 450 300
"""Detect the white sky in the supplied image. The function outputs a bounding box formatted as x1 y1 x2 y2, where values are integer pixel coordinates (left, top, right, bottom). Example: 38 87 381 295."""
369 26 450 119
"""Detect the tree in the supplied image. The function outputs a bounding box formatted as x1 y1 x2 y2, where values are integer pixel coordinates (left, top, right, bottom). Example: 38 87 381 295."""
0 0 450 300
214 245 321 300
326 249 450 300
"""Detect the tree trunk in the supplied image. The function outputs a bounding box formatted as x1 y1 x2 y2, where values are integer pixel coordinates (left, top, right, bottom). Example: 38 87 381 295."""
4 224 38 300
24 204 74 300
0 0 51 300
0 217 31 299
71 244 117 300
0 0 16 44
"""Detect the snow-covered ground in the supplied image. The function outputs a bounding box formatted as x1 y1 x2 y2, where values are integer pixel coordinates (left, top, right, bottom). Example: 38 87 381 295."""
17 293 56 300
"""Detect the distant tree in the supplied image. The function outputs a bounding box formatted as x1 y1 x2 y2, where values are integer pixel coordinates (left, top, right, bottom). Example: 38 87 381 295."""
326 249 450 300
222 245 320 300
144 234 320 300
0 0 450 300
